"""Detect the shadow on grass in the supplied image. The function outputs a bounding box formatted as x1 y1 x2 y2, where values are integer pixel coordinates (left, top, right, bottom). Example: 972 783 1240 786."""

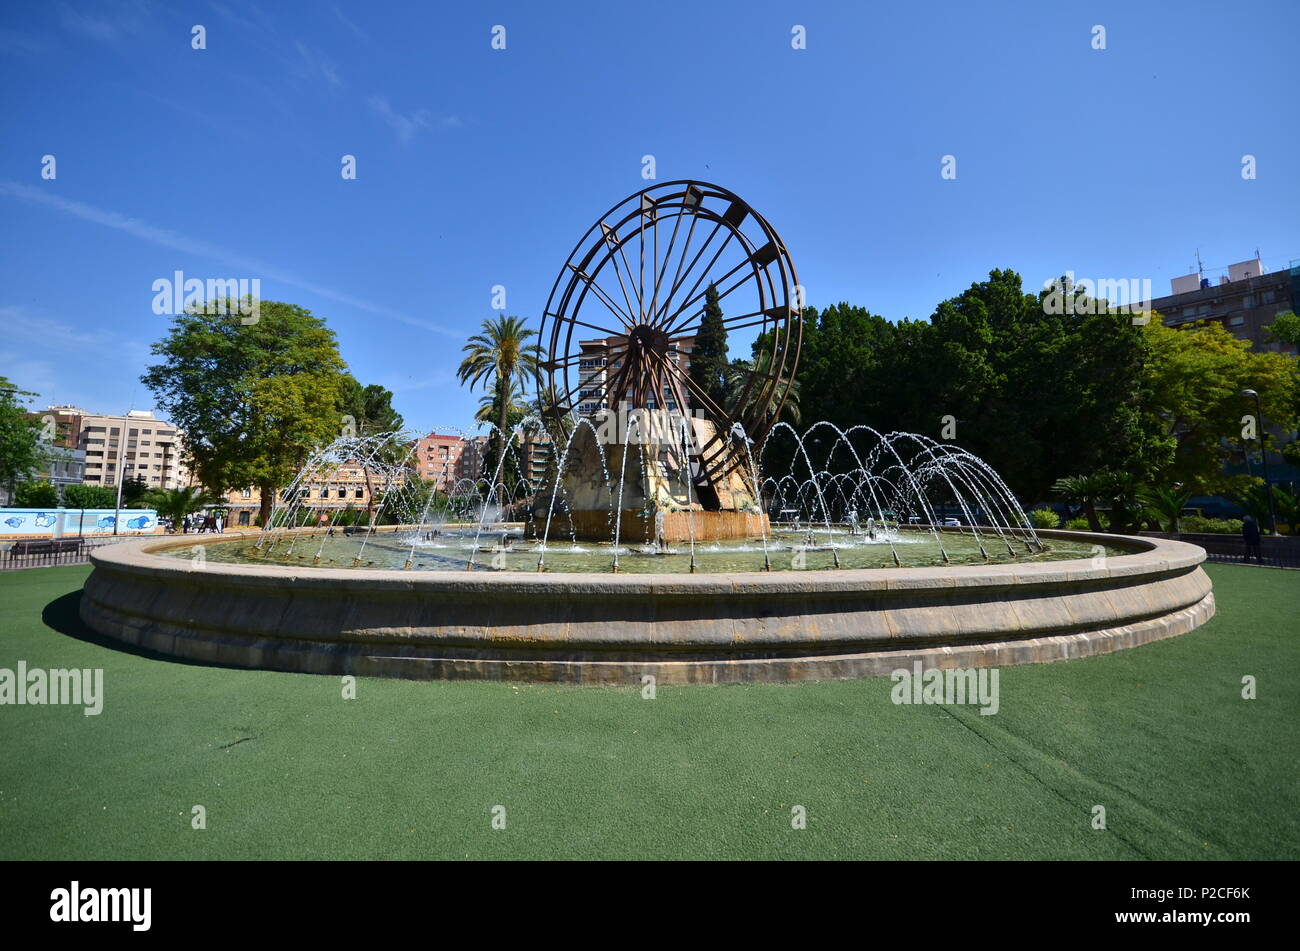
43 589 252 671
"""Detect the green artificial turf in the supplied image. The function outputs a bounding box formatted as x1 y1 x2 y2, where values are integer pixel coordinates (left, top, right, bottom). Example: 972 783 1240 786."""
0 563 1295 860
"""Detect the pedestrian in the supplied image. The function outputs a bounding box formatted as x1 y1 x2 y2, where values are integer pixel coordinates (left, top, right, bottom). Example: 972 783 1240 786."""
215 515 223 534
182 514 190 534
1242 514 1262 564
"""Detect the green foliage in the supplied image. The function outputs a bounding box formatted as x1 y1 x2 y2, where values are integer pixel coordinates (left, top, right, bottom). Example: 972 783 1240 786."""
1028 507 1060 529
1179 515 1244 535
457 315 539 488
145 486 221 528
726 350 801 427
0 377 45 495
688 283 729 412
12 480 59 507
1064 517 1091 531
141 300 348 524
1137 484 1195 533
1233 484 1297 534
1264 311 1300 347
63 483 117 509
1140 319 1297 494
338 376 404 437
781 272 1167 502
120 475 150 507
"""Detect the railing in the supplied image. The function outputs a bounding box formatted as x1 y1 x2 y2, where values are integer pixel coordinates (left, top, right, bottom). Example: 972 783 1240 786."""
0 536 147 570
2 538 88 570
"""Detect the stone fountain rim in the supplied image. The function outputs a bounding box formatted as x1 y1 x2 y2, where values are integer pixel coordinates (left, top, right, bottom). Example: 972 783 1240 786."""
88 529 1206 595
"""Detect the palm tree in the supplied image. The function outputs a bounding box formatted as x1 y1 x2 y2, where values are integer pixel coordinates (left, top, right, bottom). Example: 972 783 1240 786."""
457 316 540 503
1137 484 1194 533
147 486 221 532
725 351 801 427
474 376 529 426
1052 474 1111 532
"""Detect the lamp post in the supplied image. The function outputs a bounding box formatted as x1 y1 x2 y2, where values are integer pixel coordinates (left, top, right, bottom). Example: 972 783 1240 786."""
1241 389 1278 535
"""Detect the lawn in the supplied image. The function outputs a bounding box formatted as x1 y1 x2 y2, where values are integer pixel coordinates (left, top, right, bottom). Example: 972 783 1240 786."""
0 562 1295 860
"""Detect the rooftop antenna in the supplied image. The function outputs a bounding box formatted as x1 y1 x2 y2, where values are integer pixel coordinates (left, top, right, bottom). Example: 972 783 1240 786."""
1195 249 1205 283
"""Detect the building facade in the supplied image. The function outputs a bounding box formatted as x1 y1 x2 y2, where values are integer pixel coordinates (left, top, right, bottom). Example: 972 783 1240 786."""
576 335 695 414
412 433 465 491
224 463 378 527
33 406 190 491
1148 259 1299 354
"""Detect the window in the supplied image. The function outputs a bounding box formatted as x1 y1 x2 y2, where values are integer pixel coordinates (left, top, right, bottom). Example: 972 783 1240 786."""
1228 315 1245 327
241 488 252 498
1263 290 1276 304
355 489 364 499
1243 295 1255 308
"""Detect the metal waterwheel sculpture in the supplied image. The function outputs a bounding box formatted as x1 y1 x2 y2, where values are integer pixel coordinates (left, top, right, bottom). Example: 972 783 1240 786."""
537 180 802 487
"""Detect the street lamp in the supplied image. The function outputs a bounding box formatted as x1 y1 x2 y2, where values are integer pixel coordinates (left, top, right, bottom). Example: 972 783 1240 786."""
1241 389 1278 535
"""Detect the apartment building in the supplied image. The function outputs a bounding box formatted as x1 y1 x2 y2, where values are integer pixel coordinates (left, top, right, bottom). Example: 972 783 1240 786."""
412 433 465 491
36 406 190 490
1147 258 1298 353
575 334 695 414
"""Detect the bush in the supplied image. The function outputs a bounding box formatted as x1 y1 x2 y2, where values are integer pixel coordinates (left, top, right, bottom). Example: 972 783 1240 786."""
1064 517 1092 531
13 480 59 507
1029 507 1060 529
63 483 117 509
1180 515 1243 535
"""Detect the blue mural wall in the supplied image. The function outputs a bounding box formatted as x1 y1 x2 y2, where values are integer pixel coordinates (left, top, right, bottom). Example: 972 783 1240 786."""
0 508 159 536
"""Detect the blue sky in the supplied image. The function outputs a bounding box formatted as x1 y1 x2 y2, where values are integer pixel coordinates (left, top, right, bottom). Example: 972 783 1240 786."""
2 0 1297 433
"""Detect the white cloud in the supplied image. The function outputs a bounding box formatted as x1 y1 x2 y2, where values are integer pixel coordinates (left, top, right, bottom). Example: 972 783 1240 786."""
295 40 344 88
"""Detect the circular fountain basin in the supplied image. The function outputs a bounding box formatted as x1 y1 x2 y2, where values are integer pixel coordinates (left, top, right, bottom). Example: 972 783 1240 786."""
78 530 1214 684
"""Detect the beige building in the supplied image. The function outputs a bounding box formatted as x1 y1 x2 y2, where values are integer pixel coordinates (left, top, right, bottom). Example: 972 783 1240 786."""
224 463 379 528
38 406 190 490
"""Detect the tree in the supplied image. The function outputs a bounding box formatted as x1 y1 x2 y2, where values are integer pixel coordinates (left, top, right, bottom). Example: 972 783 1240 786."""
13 480 59 507
1138 484 1194 533
1052 474 1112 532
121 475 151 507
141 300 348 526
64 483 117 509
338 376 406 523
1139 319 1297 494
1264 311 1300 347
457 316 539 496
0 377 45 499
726 351 801 427
688 283 729 412
146 486 220 531
338 376 404 436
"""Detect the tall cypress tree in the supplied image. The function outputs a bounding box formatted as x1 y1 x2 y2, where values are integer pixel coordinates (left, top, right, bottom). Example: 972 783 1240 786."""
689 283 728 411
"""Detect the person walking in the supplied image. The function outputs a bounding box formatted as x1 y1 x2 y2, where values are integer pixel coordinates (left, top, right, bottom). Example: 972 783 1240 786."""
1242 514 1263 564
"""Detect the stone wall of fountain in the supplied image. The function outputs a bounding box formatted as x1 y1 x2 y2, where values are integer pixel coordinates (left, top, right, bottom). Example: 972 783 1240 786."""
75 417 1216 683
79 529 1214 684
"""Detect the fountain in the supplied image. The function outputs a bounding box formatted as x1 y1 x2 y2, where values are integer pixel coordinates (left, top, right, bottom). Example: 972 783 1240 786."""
79 181 1214 683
